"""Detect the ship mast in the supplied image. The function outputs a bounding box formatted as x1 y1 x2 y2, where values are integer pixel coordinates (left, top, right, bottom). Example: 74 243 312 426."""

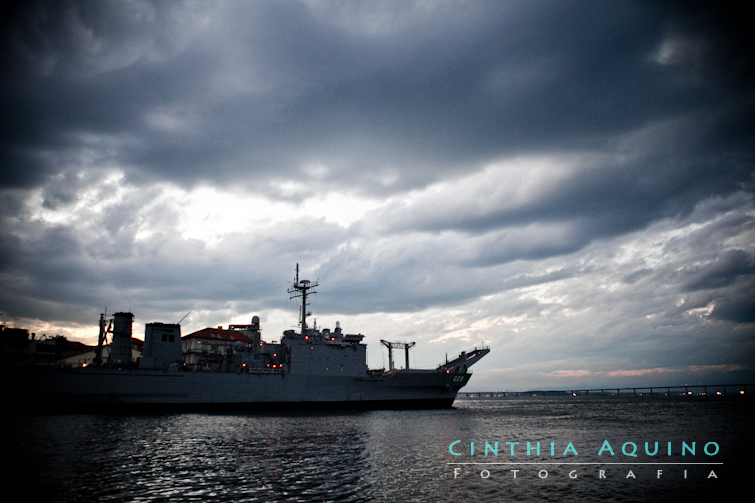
287 263 318 334
93 312 113 366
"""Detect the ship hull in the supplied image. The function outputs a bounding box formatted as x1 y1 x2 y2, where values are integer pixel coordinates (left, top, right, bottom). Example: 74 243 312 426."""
7 367 470 412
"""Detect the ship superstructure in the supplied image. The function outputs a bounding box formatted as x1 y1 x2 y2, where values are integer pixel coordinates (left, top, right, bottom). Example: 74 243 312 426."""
8 266 489 411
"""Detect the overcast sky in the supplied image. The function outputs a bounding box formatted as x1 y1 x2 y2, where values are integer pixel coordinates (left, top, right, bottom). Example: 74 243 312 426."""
1 0 753 390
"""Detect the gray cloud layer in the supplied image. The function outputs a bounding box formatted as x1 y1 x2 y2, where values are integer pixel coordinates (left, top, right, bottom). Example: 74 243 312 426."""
4 1 752 190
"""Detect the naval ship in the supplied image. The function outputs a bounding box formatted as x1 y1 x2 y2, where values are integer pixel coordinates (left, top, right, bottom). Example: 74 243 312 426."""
9 266 489 411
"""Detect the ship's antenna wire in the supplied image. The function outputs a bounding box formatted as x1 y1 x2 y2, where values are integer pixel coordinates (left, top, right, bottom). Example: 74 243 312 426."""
285 278 291 331
177 311 191 324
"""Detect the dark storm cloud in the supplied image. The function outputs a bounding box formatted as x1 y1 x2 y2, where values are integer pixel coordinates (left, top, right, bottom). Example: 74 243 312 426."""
663 247 755 324
367 112 751 242
682 249 755 291
2 1 752 196
708 280 755 323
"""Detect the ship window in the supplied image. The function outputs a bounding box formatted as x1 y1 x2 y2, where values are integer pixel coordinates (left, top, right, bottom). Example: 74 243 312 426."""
169 334 175 342
162 333 167 341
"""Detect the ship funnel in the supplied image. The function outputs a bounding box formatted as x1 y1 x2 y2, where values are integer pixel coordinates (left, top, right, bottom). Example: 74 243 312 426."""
111 312 134 366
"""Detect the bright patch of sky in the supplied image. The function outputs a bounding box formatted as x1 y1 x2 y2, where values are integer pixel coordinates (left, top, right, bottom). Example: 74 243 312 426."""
174 186 381 244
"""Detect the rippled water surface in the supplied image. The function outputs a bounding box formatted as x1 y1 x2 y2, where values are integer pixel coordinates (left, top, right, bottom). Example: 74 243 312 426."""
7 397 752 502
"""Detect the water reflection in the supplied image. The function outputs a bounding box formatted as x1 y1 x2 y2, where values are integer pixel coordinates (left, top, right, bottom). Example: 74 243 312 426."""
7 399 752 502
10 412 374 502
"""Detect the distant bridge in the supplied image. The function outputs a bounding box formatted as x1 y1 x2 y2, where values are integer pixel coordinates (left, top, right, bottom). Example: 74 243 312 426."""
458 383 753 398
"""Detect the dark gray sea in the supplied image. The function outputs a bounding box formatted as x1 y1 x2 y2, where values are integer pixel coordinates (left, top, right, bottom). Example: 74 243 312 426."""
7 397 752 502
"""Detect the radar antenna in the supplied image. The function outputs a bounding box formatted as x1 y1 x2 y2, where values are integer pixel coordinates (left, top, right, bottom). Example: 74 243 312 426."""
287 263 318 334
